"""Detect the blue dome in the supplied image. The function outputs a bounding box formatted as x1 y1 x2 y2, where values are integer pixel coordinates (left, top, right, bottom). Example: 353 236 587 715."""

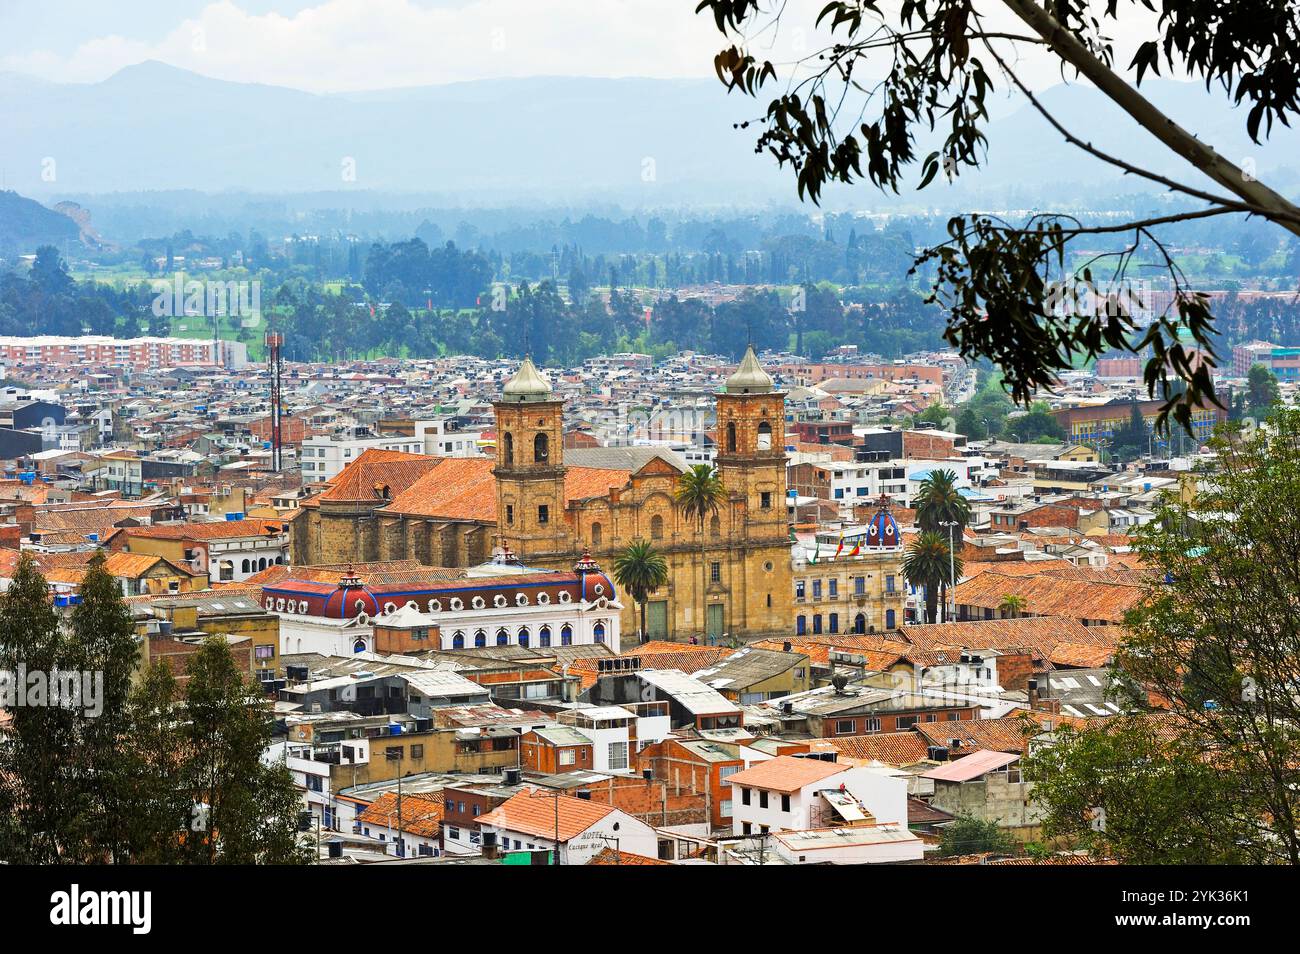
864 502 901 549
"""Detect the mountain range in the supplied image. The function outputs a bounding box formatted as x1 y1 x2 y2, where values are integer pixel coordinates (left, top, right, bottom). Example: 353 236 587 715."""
1 61 1297 211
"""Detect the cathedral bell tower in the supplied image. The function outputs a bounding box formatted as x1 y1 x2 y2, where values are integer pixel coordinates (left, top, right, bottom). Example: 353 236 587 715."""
714 345 788 543
493 356 569 560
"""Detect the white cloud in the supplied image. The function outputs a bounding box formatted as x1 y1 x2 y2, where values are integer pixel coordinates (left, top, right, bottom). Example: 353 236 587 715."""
2 0 744 91
1 0 1160 94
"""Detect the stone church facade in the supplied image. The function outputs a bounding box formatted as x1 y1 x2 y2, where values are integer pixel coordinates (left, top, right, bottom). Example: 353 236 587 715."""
290 349 793 641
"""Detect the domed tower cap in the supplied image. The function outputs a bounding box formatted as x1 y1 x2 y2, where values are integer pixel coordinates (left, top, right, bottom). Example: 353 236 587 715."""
573 545 601 575
502 355 554 403
724 345 775 394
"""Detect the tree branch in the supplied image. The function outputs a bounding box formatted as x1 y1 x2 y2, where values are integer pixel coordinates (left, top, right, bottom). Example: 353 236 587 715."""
977 34 1300 229
1000 0 1300 239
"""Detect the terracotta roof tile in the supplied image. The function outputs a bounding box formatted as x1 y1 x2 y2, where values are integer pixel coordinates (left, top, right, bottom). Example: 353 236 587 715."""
900 616 1119 666
915 712 1082 755
751 635 911 668
587 847 671 865
826 732 931 765
383 457 497 520
952 570 1143 624
317 449 440 503
722 754 846 793
563 467 628 502
356 792 444 838
477 789 614 842
119 518 288 541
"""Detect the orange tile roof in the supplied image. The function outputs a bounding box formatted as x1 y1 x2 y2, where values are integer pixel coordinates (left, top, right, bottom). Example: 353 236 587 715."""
751 635 911 669
103 550 181 577
317 449 439 504
625 640 726 656
352 456 631 523
477 789 615 842
383 457 497 520
622 643 731 673
1040 565 1153 586
953 571 1144 624
900 616 1117 661
587 847 671 865
34 505 161 533
119 518 288 542
563 467 629 502
1047 640 1116 668
959 560 1070 578
915 712 1082 755
356 792 444 838
722 754 847 793
826 732 931 765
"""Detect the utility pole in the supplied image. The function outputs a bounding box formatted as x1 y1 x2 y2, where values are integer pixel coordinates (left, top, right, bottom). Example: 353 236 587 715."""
265 331 284 473
939 520 959 623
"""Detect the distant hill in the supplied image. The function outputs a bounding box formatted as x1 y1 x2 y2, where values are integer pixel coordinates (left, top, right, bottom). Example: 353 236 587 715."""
0 61 1297 208
0 190 79 256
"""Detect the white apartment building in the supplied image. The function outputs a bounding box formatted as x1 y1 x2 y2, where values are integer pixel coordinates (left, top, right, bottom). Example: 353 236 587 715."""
827 458 974 508
301 424 485 484
723 755 922 863
414 419 486 457
558 704 672 772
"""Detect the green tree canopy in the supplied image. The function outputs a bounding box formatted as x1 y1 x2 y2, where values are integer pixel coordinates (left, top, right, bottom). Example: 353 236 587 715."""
1026 409 1300 863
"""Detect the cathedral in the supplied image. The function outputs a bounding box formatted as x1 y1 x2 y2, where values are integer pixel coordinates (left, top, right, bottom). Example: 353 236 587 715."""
289 347 793 641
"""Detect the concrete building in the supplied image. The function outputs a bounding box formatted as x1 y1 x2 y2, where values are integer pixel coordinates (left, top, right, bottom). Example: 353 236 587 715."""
793 497 907 636
0 335 246 370
723 754 921 861
922 749 1043 839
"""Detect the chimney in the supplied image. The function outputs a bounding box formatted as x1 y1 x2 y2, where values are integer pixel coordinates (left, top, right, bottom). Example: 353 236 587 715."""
1027 678 1039 710
782 641 792 653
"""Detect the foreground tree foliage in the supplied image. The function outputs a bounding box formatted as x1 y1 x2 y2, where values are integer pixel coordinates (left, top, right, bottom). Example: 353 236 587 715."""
939 814 1016 857
176 639 306 865
0 555 306 864
1025 410 1300 863
0 554 82 862
694 0 1300 431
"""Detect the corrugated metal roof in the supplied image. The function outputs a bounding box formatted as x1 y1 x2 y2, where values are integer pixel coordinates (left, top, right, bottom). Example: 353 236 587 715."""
920 749 1019 782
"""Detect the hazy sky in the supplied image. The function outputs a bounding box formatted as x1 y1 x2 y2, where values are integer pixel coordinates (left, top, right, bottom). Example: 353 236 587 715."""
0 0 1157 93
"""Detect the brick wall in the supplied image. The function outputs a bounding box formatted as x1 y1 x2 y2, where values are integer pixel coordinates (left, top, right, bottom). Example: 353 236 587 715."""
902 432 957 459
995 652 1036 691
575 775 708 827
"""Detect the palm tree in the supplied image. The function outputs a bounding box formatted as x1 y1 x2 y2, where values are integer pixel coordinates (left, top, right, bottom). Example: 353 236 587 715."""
903 531 964 624
999 594 1027 619
913 468 972 534
674 464 726 641
613 540 669 644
